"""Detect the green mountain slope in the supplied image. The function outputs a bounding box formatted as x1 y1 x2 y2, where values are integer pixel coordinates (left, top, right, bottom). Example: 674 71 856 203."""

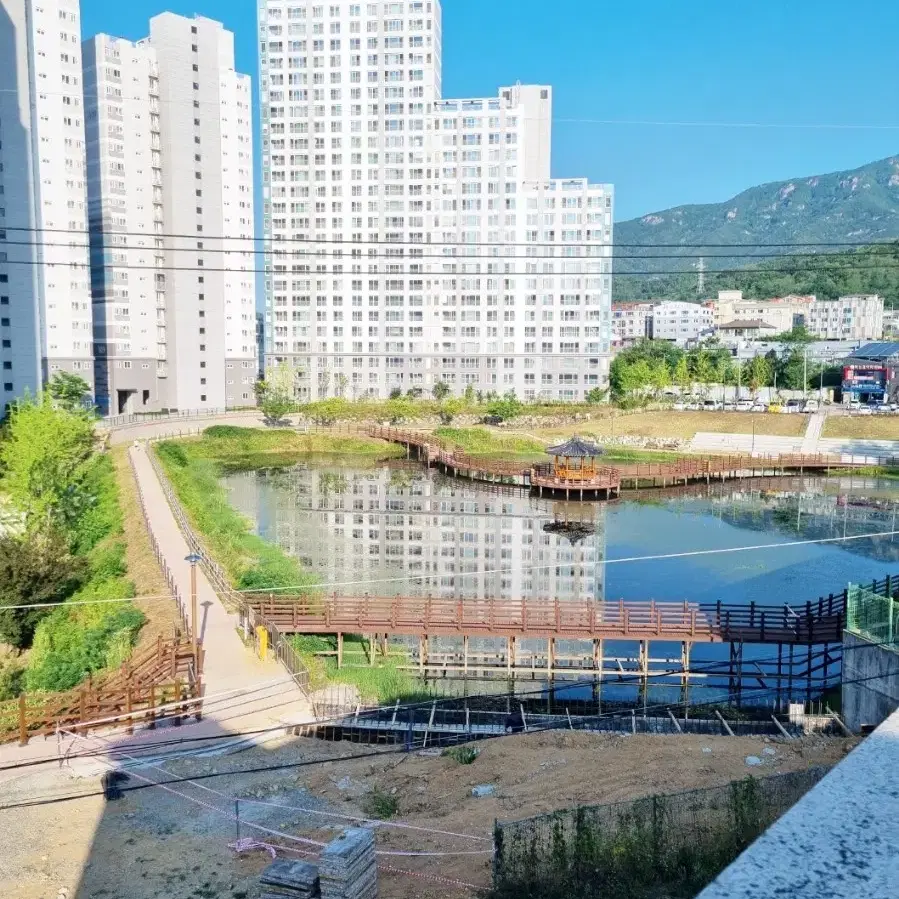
614 155 899 301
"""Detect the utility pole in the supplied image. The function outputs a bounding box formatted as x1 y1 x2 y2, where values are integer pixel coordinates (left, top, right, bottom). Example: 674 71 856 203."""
698 256 705 296
803 346 809 399
185 552 202 648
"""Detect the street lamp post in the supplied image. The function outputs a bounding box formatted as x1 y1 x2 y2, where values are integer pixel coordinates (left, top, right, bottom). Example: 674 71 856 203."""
185 552 202 647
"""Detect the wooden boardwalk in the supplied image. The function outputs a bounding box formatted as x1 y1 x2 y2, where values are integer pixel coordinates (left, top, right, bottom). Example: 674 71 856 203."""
366 426 865 498
242 593 846 647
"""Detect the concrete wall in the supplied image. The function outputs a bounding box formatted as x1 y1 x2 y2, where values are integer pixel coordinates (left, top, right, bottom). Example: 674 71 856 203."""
842 631 899 733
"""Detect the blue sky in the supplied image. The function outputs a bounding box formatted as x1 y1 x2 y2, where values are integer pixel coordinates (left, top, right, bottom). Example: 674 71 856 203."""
80 0 899 222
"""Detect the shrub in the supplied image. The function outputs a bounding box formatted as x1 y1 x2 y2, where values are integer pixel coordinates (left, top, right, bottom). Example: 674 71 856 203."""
203 425 248 439
26 595 145 692
0 532 86 649
443 745 479 765
0 659 25 701
362 788 399 820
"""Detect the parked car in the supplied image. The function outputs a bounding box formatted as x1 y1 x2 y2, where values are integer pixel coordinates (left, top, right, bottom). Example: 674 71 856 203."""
750 403 767 413
785 399 803 413
736 400 753 412
803 400 819 413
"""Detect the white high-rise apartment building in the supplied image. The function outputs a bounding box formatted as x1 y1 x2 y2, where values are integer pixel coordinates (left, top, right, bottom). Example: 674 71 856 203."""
259 0 613 401
83 14 257 415
0 0 94 401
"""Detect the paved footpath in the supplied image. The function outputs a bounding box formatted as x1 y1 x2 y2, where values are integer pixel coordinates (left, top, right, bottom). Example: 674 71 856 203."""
0 443 311 777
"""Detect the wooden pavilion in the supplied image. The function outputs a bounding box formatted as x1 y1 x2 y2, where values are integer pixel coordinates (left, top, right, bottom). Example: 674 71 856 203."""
545 435 605 481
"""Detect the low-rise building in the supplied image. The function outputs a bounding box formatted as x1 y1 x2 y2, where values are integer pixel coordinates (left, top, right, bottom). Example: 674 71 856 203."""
652 301 714 346
710 290 812 333
884 308 899 337
717 319 779 341
841 341 899 404
806 295 883 341
610 302 654 347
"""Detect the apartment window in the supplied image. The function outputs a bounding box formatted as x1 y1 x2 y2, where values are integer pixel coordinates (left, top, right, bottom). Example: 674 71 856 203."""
193 82 199 90
3 383 11 392
191 25 197 33
192 64 199 72
191 44 198 51
200 393 206 401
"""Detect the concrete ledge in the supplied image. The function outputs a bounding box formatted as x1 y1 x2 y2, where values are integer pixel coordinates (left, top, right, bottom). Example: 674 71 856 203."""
697 711 897 899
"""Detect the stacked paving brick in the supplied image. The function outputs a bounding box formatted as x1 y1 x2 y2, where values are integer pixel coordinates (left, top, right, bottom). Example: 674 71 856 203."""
260 859 321 899
318 827 378 899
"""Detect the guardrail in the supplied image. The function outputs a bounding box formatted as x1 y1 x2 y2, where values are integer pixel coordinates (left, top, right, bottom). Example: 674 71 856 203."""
143 441 313 697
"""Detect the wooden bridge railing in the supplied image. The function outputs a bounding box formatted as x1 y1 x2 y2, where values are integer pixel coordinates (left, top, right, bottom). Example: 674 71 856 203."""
242 590 857 647
367 426 856 492
1 635 202 745
244 594 714 640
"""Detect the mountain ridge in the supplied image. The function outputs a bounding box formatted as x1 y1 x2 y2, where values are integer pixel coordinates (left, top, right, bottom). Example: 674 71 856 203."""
613 154 899 301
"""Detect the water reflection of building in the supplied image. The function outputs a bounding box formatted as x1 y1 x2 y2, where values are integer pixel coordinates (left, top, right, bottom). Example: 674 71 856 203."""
224 465 607 603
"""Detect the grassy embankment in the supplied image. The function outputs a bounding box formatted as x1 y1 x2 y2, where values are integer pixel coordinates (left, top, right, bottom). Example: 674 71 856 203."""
155 426 433 700
1 408 150 700
823 416 899 440
288 635 437 704
154 424 401 591
434 426 702 464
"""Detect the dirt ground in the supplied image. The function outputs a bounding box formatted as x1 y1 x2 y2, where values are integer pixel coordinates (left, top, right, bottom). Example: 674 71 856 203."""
0 730 855 899
822 415 899 439
528 411 807 441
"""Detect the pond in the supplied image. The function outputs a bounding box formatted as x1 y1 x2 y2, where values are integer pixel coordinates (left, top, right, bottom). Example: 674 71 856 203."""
223 464 899 704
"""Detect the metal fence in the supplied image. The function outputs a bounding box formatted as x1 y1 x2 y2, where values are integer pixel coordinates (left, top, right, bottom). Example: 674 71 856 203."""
492 766 830 899
143 440 313 696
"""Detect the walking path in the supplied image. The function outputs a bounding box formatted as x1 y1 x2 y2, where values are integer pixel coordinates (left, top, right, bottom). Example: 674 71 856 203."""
0 444 311 775
801 409 826 454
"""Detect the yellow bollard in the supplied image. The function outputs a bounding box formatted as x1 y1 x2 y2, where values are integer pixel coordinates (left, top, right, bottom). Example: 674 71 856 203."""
256 625 269 661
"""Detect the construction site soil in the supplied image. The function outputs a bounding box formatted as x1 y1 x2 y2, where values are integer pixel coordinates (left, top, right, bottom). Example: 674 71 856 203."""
0 730 856 899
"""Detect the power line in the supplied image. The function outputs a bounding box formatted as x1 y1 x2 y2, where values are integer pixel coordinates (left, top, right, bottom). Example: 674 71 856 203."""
8 237 899 262
0 663 864 812
5 257 899 278
4 224 899 250
0 526 895 611
1 615 867 776
555 117 899 131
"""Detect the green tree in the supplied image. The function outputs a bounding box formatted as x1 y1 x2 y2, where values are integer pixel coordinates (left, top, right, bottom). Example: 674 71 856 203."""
691 350 715 397
772 325 816 345
779 350 809 390
486 392 523 421
47 372 92 414
380 396 417 424
649 360 671 397
1 398 95 534
585 387 608 404
438 397 465 424
255 378 292 422
0 531 85 649
334 372 349 398
672 356 691 393
463 383 476 406
306 397 350 425
432 380 451 401
746 355 773 396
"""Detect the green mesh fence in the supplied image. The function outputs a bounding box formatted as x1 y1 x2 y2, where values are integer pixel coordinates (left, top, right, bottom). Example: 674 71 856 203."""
492 767 830 899
846 584 899 651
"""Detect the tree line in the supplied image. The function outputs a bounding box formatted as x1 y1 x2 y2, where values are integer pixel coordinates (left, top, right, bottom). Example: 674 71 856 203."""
610 332 838 402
